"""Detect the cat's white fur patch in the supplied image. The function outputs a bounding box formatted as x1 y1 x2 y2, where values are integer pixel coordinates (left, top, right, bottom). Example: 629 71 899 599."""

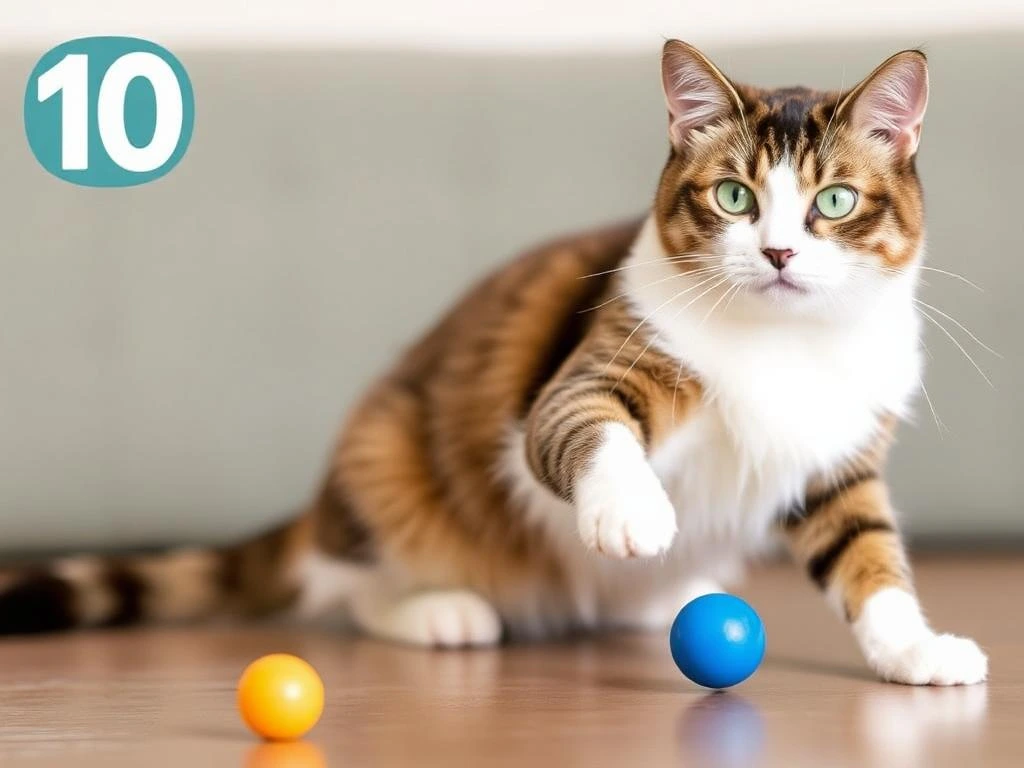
350 587 502 648
759 164 809 253
575 423 677 558
291 550 372 618
853 588 988 685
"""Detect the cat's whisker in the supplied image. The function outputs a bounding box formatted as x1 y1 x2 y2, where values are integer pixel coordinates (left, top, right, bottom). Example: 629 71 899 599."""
577 253 720 280
912 299 1001 358
817 67 846 167
612 275 732 392
915 306 995 389
602 272 730 373
843 259 977 295
698 281 741 327
917 341 948 437
670 360 693 426
917 266 983 292
722 282 747 315
736 106 756 156
580 265 726 313
669 278 740 424
843 263 931 289
918 376 948 437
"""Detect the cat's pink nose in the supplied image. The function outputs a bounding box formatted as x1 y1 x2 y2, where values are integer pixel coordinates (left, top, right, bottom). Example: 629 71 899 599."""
762 248 796 270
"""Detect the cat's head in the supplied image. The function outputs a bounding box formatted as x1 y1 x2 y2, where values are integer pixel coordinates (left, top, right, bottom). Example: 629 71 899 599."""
654 41 929 318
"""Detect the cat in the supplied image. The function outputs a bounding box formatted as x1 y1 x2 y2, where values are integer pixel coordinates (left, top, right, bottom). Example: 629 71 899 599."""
0 41 987 686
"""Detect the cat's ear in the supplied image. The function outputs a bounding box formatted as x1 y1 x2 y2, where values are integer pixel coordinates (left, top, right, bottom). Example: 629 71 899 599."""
842 50 929 159
661 40 744 152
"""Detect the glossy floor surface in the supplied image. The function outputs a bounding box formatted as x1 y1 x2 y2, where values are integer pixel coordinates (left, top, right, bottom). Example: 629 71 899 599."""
0 556 1019 767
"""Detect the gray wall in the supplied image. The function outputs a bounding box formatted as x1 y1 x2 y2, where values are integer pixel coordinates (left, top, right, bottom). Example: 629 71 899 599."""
0 34 1021 551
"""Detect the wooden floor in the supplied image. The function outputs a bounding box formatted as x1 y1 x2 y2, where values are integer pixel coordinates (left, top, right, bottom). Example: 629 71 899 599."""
0 556 1020 767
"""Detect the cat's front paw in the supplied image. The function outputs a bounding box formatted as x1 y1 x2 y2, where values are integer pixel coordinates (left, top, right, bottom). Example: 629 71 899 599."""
867 633 988 686
855 588 988 686
576 487 677 558
574 425 677 558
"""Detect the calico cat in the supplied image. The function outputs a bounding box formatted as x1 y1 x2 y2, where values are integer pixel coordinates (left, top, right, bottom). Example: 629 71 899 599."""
0 41 986 686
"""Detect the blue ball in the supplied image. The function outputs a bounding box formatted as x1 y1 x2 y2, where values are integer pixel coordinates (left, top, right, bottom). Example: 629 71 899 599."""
670 593 766 689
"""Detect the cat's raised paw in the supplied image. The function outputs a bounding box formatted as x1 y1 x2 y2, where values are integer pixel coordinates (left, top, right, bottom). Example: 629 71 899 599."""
575 463 677 558
870 633 988 686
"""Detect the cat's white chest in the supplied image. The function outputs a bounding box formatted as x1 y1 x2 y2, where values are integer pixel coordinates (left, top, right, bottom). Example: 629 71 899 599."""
649 329 917 549
631 262 922 549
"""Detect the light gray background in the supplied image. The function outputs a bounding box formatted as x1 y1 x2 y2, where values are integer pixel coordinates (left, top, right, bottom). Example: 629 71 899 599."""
0 34 1020 550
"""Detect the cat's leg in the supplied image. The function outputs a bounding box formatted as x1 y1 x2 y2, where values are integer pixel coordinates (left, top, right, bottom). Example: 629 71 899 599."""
524 368 680 559
349 580 503 649
782 473 987 685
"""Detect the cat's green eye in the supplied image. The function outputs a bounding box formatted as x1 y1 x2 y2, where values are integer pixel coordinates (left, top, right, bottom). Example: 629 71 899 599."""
715 180 755 215
815 185 858 220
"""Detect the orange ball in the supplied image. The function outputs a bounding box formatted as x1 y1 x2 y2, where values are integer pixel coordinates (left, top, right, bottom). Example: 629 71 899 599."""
238 654 324 741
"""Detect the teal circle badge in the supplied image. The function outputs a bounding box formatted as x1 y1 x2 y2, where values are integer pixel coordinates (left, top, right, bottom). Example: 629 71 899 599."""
24 37 194 187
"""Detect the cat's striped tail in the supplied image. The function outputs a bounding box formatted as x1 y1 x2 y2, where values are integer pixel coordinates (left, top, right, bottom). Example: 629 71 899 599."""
0 482 374 634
